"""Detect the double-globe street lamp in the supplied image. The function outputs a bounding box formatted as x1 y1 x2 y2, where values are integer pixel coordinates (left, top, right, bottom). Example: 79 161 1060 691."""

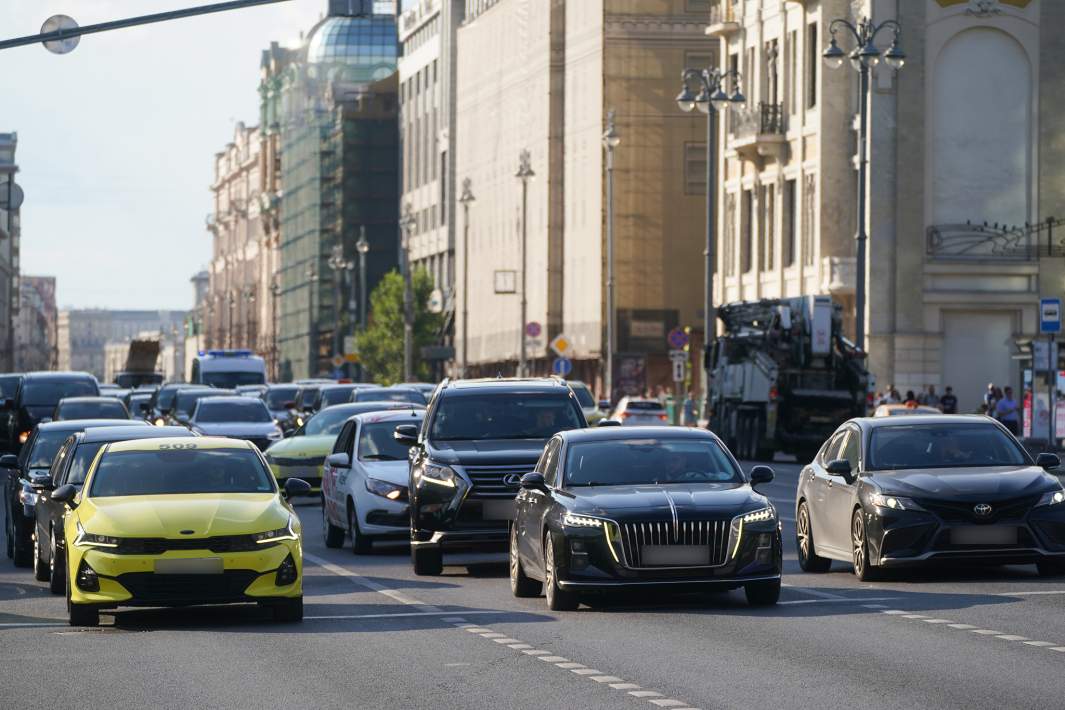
823 17 905 352
676 65 744 417
355 227 369 332
327 241 355 374
458 179 475 378
400 204 417 383
306 262 319 376
515 150 535 378
602 112 620 404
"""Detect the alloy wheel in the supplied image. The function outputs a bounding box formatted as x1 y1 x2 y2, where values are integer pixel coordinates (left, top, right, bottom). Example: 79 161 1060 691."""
852 513 866 577
797 506 811 562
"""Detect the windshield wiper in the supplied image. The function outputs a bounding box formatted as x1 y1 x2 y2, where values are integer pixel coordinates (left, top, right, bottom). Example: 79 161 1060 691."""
362 454 403 461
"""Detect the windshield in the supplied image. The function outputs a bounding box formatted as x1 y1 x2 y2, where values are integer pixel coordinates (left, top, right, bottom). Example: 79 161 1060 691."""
27 431 73 469
155 386 185 412
67 442 104 485
431 393 582 441
320 387 357 408
564 439 742 486
359 421 417 461
355 389 426 404
57 400 128 420
304 408 356 437
202 371 266 389
867 423 1028 471
22 380 98 407
264 386 299 409
89 448 275 497
195 400 272 423
570 384 596 409
297 387 321 408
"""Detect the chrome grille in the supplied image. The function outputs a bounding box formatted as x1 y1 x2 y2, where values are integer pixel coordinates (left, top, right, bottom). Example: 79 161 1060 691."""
462 465 529 499
618 519 730 569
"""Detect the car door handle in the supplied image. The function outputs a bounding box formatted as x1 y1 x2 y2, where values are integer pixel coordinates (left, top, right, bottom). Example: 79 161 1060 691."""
826 479 833 488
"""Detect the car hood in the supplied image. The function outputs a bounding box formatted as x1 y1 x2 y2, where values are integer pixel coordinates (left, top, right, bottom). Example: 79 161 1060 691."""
79 493 287 538
264 435 334 459
193 422 279 438
360 460 410 486
429 439 547 466
868 465 1058 501
566 483 764 518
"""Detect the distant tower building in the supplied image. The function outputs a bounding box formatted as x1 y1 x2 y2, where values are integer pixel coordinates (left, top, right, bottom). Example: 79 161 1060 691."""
0 133 20 371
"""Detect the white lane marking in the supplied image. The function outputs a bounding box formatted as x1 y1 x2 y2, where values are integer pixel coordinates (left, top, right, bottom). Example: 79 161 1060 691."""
304 552 438 611
493 638 522 644
881 610 908 615
630 691 664 698
902 614 927 619
871 604 1065 656
971 629 1004 635
780 585 848 601
995 635 1029 642
479 632 507 638
0 622 65 628
522 649 550 656
862 604 890 609
922 619 954 624
1024 641 1057 647
777 596 899 606
998 590 1065 596
538 655 569 663
508 643 532 650
947 624 976 630
649 699 689 707
465 627 492 634
611 683 642 690
1049 647 1065 653
590 676 624 683
555 662 585 669
571 668 603 676
305 611 504 620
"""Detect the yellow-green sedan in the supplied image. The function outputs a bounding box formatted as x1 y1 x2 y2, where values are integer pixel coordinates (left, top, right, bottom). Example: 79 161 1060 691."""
51 437 311 627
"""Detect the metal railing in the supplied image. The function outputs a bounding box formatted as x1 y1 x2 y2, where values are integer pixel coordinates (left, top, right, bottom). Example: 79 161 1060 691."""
730 102 786 139
709 0 737 25
926 218 1064 260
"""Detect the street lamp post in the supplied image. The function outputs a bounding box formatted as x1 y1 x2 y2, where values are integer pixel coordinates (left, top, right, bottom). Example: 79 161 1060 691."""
270 280 281 380
327 241 355 372
356 227 369 331
602 111 620 404
227 291 236 349
515 150 535 378
400 204 417 383
306 262 319 376
458 179 475 378
676 64 745 418
823 17 905 352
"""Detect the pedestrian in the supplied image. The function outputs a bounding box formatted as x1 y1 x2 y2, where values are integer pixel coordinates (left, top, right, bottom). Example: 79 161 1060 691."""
904 390 918 407
995 386 1020 435
983 383 998 417
940 386 958 414
881 386 900 405
920 385 941 409
682 390 697 427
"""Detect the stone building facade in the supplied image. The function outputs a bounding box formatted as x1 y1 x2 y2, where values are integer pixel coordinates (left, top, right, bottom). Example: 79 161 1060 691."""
0 133 20 371
15 276 57 372
57 310 187 380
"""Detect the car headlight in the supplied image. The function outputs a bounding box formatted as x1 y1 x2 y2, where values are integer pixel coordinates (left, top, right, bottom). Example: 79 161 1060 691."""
421 463 457 488
295 416 304 428
18 430 30 444
740 506 777 524
870 493 923 511
18 488 37 506
153 418 166 426
1037 488 1065 507
73 521 120 549
254 516 298 544
366 477 406 501
563 513 606 528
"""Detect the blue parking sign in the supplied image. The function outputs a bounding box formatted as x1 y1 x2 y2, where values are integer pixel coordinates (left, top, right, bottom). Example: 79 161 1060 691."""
1041 298 1061 334
552 357 573 377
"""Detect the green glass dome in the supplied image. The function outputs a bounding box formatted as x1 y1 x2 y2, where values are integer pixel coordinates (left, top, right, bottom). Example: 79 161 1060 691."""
306 15 397 83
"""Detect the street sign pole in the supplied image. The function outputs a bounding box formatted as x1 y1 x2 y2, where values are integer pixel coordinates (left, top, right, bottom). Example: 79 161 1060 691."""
1039 298 1061 447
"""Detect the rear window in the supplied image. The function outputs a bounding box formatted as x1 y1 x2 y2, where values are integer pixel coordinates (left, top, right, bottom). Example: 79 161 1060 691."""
354 388 425 404
22 379 98 407
58 400 128 420
430 393 582 441
195 400 272 424
626 401 664 411
175 391 221 416
320 386 358 408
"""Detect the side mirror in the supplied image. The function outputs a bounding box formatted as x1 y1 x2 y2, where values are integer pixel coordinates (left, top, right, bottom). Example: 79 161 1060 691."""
826 458 856 484
0 454 17 469
283 478 312 498
51 484 78 508
1037 452 1061 470
393 424 419 447
749 465 774 486
519 472 546 490
326 452 351 469
597 419 622 427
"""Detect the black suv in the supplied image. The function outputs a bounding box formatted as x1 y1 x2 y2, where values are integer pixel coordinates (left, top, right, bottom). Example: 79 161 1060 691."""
396 378 586 576
0 372 99 454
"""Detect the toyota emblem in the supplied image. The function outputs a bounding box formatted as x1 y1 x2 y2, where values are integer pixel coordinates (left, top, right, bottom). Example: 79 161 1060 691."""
503 473 523 488
973 503 993 517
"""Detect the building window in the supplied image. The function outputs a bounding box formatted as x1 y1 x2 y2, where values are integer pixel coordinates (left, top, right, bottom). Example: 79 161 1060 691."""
783 179 797 267
802 173 816 266
741 189 753 273
806 22 818 110
788 30 798 115
440 150 448 225
724 192 736 277
684 143 707 196
684 0 709 13
685 51 713 73
762 184 774 272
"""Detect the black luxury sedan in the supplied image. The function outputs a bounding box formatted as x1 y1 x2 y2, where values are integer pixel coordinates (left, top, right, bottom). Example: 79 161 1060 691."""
508 427 781 610
398 377 587 576
795 414 1065 580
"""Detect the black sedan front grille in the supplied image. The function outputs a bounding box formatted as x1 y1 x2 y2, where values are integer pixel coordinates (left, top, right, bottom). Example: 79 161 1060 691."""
116 570 260 603
618 519 730 569
914 495 1040 524
113 535 265 555
463 465 528 499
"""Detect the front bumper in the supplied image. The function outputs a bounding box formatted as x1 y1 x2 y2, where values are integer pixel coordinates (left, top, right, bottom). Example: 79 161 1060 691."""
67 539 302 607
268 463 323 492
354 487 409 537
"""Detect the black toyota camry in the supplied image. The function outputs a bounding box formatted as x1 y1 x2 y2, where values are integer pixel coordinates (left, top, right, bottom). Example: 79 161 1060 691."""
509 427 781 610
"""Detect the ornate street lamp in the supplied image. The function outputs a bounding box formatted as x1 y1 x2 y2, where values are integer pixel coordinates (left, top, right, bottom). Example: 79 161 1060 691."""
515 150 535 377
458 179 475 378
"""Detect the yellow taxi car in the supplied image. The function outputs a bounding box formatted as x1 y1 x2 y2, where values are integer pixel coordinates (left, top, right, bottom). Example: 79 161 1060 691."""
50 437 311 627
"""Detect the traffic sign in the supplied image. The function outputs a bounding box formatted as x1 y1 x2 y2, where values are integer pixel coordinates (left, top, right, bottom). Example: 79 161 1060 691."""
669 349 688 362
549 333 573 357
552 357 573 377
672 358 686 382
1041 298 1061 334
667 327 689 350
331 354 345 368
343 335 358 355
41 15 80 55
525 321 542 338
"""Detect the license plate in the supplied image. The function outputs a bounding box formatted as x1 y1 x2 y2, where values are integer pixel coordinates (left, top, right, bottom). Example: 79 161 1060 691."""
482 500 515 521
951 527 1017 545
641 545 710 566
153 558 224 575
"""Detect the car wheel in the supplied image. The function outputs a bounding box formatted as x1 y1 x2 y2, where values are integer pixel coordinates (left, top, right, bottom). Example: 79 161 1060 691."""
544 534 578 611
48 531 65 596
12 511 32 568
509 525 542 598
744 578 781 606
322 498 344 549
851 509 879 581
411 545 443 576
32 528 49 582
272 596 304 623
66 577 99 628
796 501 831 573
1036 559 1065 577
348 503 372 555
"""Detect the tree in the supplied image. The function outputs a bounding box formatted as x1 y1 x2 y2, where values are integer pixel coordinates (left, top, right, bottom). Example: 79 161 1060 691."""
358 268 442 384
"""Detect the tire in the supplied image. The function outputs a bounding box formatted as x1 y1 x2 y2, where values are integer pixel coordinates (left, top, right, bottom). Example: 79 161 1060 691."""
66 578 99 628
48 531 65 596
411 545 443 576
32 528 49 582
12 512 32 568
1036 559 1065 577
851 508 880 581
744 578 781 606
322 499 344 549
543 534 578 611
795 501 831 573
509 525 542 598
348 503 372 555
273 596 304 623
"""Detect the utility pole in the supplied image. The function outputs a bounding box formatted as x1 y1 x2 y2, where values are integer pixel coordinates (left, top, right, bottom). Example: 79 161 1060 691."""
602 111 620 405
516 151 534 378
400 204 417 382
458 179 475 378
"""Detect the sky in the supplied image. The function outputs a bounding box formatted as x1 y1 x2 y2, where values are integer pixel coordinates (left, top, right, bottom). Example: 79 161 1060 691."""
0 0 348 311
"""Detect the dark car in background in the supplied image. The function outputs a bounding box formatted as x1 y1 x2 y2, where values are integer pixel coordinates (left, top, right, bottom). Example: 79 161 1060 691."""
1 372 100 453
32 425 195 592
354 387 426 405
187 396 283 451
3 418 149 567
54 396 130 421
0 373 23 454
262 384 301 435
295 384 325 416
318 384 366 410
399 378 586 576
147 382 196 425
126 391 153 420
509 427 781 610
165 388 235 427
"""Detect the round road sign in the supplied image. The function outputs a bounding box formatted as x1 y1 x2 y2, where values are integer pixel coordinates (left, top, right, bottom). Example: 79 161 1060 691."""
41 15 81 55
552 357 573 377
667 327 689 350
525 321 542 338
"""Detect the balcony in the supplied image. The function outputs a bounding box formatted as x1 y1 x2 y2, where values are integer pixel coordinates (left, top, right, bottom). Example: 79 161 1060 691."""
925 219 1065 261
820 256 856 295
705 1 740 38
729 102 787 160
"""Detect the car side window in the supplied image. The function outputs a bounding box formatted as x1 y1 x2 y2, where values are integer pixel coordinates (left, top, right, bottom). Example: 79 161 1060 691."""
50 439 73 486
841 429 861 472
333 422 355 455
541 440 562 487
820 431 846 466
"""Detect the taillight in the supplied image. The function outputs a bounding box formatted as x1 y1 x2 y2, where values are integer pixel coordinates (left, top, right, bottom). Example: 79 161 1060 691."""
769 386 779 402
620 412 632 418
658 414 668 421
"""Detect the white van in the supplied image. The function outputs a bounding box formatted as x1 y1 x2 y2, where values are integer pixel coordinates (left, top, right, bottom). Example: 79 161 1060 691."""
190 350 267 389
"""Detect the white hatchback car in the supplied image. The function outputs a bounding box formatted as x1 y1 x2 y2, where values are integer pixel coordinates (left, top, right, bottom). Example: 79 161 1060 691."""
321 408 424 553
610 397 670 426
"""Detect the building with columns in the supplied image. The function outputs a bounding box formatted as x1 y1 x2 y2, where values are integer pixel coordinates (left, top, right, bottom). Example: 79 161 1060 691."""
705 0 1063 413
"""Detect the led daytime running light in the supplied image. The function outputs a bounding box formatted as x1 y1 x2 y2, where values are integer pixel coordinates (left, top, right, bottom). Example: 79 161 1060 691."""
563 513 605 528
73 521 119 549
255 516 298 544
742 507 775 524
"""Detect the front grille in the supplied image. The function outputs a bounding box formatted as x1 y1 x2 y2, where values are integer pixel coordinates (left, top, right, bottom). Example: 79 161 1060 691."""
915 495 1040 524
116 570 260 603
618 519 730 569
463 465 529 499
113 535 266 555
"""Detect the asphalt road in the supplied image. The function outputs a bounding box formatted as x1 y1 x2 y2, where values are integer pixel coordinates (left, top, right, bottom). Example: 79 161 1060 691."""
2 461 1064 710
